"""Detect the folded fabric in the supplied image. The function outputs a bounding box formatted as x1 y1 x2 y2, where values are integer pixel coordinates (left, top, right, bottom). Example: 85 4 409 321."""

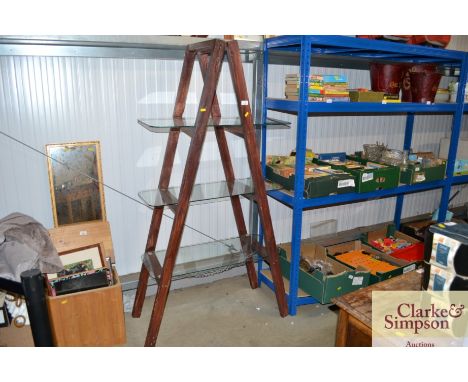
0 212 63 281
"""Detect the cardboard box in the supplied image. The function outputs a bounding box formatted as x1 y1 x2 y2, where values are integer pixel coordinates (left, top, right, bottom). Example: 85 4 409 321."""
400 218 434 241
399 160 446 185
316 153 400 193
265 163 355 198
361 225 424 262
326 240 417 284
349 90 384 102
278 241 370 304
310 222 391 247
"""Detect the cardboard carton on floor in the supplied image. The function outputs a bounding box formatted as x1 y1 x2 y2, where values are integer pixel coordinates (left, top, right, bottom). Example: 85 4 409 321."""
278 241 370 304
326 240 417 284
361 225 424 262
309 221 391 247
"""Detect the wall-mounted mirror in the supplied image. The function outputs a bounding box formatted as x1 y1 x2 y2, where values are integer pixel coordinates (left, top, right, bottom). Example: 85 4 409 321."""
46 141 106 227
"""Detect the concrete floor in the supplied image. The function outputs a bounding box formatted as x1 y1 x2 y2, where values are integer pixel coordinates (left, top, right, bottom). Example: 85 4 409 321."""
125 274 338 346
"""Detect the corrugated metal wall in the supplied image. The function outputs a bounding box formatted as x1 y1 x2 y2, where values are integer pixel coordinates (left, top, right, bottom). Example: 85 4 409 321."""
0 55 253 275
1 37 468 276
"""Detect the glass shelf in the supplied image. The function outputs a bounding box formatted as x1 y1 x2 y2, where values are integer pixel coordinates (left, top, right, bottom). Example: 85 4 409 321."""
138 116 291 133
138 178 281 207
142 235 261 280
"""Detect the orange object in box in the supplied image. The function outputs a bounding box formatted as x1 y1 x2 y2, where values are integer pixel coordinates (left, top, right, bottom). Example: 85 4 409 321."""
335 250 398 275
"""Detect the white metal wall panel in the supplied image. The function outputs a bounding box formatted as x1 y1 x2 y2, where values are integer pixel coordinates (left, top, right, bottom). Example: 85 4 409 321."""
0 55 252 275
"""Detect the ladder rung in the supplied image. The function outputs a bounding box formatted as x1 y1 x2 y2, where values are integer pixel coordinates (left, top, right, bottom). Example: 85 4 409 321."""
142 234 261 281
225 126 244 138
145 252 162 285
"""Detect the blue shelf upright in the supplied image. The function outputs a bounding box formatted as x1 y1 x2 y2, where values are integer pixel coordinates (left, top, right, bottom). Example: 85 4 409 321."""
258 35 468 315
438 54 468 221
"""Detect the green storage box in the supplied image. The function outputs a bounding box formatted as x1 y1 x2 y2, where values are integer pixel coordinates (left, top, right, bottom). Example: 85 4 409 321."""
265 164 355 198
315 155 400 193
399 161 446 184
278 242 370 304
326 240 417 285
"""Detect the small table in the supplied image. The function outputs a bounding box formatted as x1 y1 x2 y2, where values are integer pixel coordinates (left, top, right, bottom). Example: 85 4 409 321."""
332 271 423 347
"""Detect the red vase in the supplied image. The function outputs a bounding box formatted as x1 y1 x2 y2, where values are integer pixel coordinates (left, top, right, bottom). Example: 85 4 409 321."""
409 72 442 103
370 63 405 95
401 64 437 102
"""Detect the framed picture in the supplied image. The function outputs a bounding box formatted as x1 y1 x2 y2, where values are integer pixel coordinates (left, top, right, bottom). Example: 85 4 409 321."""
46 141 106 227
48 243 105 280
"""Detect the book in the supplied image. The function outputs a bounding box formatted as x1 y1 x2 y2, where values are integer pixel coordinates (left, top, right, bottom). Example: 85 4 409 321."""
286 95 325 101
285 74 348 83
383 94 400 100
285 95 350 102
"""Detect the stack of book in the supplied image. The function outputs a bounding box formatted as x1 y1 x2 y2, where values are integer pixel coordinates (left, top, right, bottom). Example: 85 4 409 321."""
284 74 350 102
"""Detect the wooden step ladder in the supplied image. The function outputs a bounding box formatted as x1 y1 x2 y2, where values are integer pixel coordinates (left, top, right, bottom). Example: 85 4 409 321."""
131 39 288 347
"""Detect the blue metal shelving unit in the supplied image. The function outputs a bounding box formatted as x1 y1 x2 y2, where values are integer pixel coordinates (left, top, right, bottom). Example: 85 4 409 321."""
258 35 468 315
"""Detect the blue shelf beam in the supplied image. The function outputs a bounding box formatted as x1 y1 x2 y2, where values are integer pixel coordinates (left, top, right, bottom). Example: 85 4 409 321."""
268 180 446 209
266 35 465 63
452 175 468 185
266 99 458 114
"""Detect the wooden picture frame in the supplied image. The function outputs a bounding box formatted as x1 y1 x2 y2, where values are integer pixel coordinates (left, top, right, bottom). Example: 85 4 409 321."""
46 141 106 227
47 243 105 280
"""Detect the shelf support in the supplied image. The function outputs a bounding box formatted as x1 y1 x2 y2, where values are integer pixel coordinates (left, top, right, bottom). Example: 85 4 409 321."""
288 36 312 316
394 112 415 229
438 55 468 222
258 41 269 284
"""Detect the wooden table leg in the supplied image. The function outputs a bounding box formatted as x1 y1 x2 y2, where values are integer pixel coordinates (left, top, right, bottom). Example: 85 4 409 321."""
335 309 349 347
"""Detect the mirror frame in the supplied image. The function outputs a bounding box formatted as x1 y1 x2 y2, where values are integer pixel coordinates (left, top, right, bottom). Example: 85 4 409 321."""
46 141 107 227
